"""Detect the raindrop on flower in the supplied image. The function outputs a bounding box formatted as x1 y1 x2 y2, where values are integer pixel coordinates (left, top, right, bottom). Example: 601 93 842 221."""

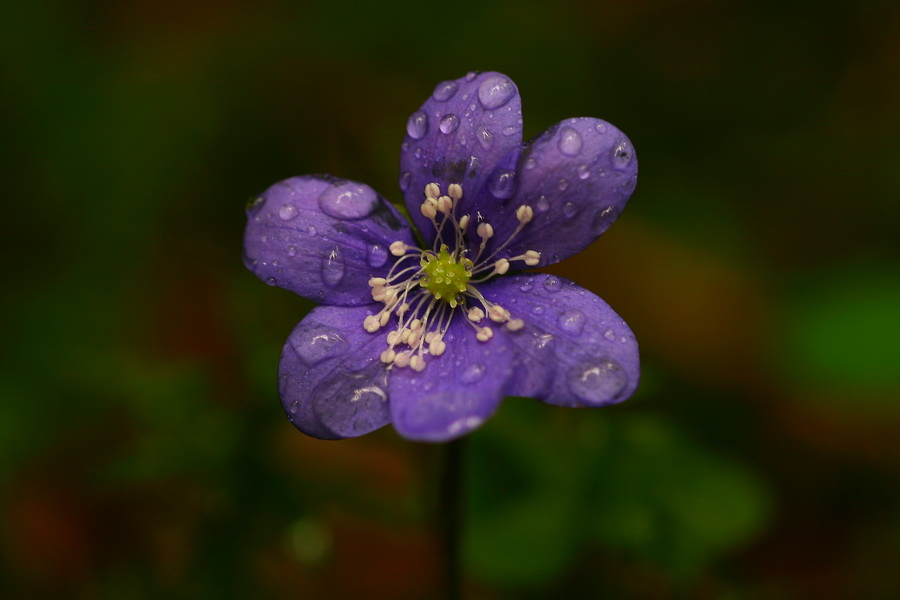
321 246 346 287
433 80 458 102
366 244 388 268
557 127 583 156
604 328 616 341
577 165 590 180
489 169 516 199
543 276 562 293
567 358 628 405
439 114 460 134
475 125 494 149
406 110 428 139
318 182 377 220
478 75 515 110
279 203 299 220
557 310 585 335
460 363 485 384
563 202 577 218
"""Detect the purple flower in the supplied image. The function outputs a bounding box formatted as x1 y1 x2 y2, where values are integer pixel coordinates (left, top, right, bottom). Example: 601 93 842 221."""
243 71 639 442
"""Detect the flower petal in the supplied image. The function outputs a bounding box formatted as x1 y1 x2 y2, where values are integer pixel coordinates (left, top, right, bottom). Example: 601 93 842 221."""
476 118 638 269
484 273 639 407
244 175 415 305
399 71 523 247
279 304 391 439
387 310 516 442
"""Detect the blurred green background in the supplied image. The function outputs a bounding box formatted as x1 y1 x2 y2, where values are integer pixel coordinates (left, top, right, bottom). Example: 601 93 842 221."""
2 0 899 598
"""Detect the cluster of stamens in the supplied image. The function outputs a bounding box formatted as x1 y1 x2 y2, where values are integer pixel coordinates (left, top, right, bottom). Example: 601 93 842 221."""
363 182 541 372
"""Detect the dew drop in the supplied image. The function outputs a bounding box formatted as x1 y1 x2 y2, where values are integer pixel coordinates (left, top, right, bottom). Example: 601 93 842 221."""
558 178 569 192
433 80 458 101
503 126 518 136
265 276 277 286
543 276 562 293
460 363 485 384
519 279 534 292
406 110 428 139
488 168 516 199
439 113 460 134
525 158 536 170
278 203 298 220
287 246 297 257
247 196 266 215
563 202 577 218
414 147 423 159
567 358 628 405
612 140 634 169
465 71 477 81
478 75 515 110
321 246 345 287
577 165 591 180
366 244 388 268
604 328 616 341
318 182 377 220
292 324 348 366
557 310 585 334
595 121 607 134
557 126 583 156
532 305 545 315
307 226 317 235
399 172 411 191
475 124 494 149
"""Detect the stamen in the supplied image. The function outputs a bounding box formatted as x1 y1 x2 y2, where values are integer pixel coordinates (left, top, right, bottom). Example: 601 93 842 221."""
476 327 493 342
390 241 410 256
516 205 534 224
467 307 485 322
506 318 524 331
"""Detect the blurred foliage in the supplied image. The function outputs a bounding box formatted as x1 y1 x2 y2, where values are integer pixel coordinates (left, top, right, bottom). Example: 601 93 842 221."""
2 0 899 598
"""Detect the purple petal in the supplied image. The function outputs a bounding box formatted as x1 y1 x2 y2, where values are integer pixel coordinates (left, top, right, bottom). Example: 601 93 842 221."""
279 304 392 439
484 273 639 407
475 118 638 268
387 310 516 442
399 71 523 247
244 175 415 305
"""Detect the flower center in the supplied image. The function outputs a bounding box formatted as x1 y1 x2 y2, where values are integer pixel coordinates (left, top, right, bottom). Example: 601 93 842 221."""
362 182 541 372
421 245 473 303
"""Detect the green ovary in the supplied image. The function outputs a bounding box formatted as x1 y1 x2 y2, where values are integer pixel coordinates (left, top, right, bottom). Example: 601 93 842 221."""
421 246 472 302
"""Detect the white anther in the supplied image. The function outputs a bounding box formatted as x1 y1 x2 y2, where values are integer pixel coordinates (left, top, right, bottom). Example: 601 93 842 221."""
516 205 534 224
477 222 494 240
523 250 541 266
437 195 453 214
458 214 470 230
476 326 494 342
379 311 391 326
380 349 396 364
488 305 509 322
400 328 411 343
397 303 410 316
368 277 387 287
390 241 408 256
421 201 437 219
425 183 440 200
448 183 463 201
393 351 411 368
506 318 524 331
494 258 510 275
467 307 485 322
371 286 386 301
409 319 422 331
386 330 401 345
429 337 446 356
410 354 427 372
364 315 381 332
407 330 421 347
424 331 436 344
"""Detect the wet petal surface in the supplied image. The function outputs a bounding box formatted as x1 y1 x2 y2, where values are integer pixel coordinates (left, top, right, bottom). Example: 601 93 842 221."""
388 310 516 442
399 71 523 248
279 304 391 439
484 273 640 407
244 175 415 305
474 118 638 268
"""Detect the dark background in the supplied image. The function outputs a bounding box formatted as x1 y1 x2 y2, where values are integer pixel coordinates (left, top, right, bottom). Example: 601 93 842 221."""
2 0 899 598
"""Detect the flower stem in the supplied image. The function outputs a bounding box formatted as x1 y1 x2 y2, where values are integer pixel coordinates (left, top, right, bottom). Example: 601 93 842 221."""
439 437 465 600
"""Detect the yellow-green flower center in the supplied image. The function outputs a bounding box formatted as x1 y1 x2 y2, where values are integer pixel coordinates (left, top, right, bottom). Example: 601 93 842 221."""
420 245 473 303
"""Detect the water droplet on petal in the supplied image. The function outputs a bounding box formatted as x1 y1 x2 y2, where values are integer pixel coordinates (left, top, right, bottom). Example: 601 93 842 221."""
557 126 583 156
465 71 477 81
406 110 428 139
536 195 550 212
247 196 266 215
433 80 458 101
543 276 562 293
307 226 317 235
563 202 577 218
568 358 628 405
318 182 377 220
287 246 297 257
557 310 585 334
399 172 411 191
475 125 494 149
439 113 459 134
292 324 348 366
502 126 518 136
265 276 277 286
604 328 616 341
460 363 485 383
279 203 299 220
367 244 388 268
525 158 536 170
558 178 569 192
478 76 515 110
321 246 345 287
577 165 590 180
612 140 634 169
519 279 534 292
489 168 516 199
595 122 607 133
532 305 545 315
